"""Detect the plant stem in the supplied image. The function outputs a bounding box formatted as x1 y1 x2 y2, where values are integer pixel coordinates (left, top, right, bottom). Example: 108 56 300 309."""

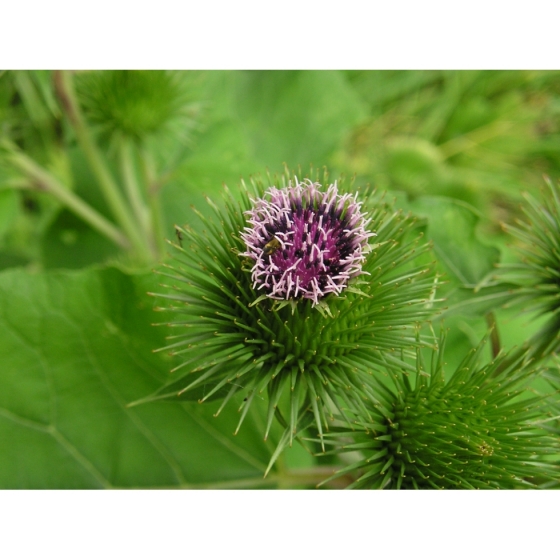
139 146 165 256
53 71 151 263
5 146 129 249
118 137 155 257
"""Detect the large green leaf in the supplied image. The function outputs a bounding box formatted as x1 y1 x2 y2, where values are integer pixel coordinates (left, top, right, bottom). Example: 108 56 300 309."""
41 209 119 269
201 70 367 171
0 266 280 488
233 70 367 168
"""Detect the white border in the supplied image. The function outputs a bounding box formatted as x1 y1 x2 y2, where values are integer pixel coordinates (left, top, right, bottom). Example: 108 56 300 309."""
2 2 558 69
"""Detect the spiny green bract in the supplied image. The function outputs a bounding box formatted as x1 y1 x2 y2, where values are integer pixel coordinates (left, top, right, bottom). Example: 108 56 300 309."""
496 178 560 362
318 334 560 489
500 178 560 317
143 170 438 457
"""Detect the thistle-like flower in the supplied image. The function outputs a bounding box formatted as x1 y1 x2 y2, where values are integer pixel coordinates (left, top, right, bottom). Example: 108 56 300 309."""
142 170 437 465
240 179 374 306
318 334 560 489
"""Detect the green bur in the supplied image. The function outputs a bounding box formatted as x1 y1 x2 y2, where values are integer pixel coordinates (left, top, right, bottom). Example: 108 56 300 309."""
76 70 200 144
318 334 560 489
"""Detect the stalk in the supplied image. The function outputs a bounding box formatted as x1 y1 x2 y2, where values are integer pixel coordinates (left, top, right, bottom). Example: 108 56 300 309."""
4 143 129 249
118 137 157 258
139 145 165 257
53 71 151 263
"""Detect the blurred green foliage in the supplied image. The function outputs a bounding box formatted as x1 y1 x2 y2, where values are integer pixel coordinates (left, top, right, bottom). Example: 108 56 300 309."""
0 70 559 488
3 70 560 269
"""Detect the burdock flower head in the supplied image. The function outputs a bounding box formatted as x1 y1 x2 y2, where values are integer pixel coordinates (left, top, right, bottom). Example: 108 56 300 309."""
240 179 374 307
142 170 437 467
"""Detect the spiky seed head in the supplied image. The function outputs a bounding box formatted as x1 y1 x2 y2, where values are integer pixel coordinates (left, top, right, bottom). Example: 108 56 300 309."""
319 335 560 489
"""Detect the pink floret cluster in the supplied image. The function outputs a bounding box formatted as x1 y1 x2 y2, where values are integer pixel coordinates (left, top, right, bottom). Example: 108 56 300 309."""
240 178 375 306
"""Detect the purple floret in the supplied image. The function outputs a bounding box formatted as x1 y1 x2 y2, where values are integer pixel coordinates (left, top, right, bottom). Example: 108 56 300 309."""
241 178 375 306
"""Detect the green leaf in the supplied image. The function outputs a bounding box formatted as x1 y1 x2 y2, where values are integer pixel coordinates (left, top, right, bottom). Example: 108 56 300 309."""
0 266 276 488
41 209 119 268
409 196 500 287
206 70 367 170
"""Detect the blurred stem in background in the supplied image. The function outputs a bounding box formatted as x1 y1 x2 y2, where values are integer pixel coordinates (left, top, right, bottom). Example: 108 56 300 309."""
1 139 130 249
0 69 201 268
2 69 560 272
139 145 166 257
53 70 155 264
